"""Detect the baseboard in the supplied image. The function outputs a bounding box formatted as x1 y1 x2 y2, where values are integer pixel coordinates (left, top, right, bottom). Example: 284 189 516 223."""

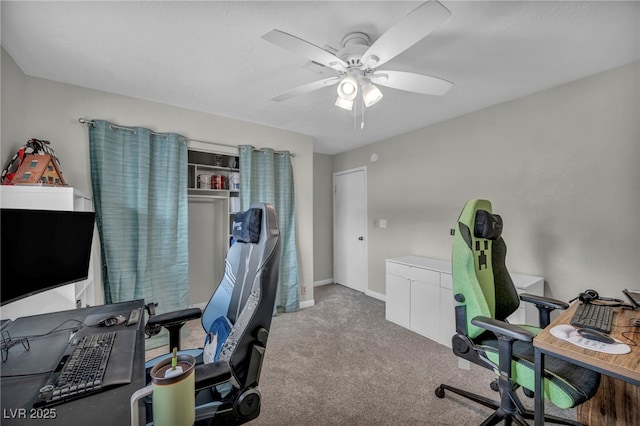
314 278 333 287
365 288 386 302
300 299 315 309
192 295 315 312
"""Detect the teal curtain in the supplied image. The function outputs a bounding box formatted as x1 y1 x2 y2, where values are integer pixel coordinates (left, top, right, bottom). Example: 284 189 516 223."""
239 145 299 312
88 120 189 322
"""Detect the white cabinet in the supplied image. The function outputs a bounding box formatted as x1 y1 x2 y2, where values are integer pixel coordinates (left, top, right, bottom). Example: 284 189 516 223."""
439 272 456 346
385 256 544 347
385 272 410 328
409 267 440 340
1 186 94 320
386 257 452 345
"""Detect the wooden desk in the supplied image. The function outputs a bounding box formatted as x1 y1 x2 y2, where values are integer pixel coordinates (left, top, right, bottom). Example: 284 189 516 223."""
533 303 640 426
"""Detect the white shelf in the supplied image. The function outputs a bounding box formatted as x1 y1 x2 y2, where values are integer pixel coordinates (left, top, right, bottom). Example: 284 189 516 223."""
0 185 92 211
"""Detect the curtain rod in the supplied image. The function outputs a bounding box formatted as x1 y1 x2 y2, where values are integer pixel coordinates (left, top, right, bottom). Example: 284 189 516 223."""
78 118 295 157
78 118 169 138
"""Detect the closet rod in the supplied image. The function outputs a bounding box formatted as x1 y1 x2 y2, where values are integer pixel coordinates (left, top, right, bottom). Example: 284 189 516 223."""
78 118 295 157
189 139 296 157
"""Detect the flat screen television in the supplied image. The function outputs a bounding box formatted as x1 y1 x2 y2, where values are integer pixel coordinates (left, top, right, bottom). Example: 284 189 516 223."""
1 208 96 306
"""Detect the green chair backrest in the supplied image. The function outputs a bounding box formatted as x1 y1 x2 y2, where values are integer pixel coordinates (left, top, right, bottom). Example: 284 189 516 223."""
452 199 520 338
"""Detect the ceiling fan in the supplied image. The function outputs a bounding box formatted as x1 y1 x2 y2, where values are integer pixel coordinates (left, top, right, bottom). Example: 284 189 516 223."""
261 0 454 112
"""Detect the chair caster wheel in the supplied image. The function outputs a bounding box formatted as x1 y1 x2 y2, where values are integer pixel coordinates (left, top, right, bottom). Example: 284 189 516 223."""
434 386 445 398
490 380 499 392
235 388 261 418
523 388 534 398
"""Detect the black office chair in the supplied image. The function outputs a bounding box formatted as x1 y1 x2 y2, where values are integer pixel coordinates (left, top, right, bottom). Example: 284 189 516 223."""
435 199 600 425
141 202 280 425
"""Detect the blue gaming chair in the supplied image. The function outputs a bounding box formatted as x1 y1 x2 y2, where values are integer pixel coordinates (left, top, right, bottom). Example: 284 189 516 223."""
140 202 280 425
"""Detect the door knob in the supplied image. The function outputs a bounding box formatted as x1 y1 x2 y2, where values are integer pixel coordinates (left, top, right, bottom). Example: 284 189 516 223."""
358 236 364 241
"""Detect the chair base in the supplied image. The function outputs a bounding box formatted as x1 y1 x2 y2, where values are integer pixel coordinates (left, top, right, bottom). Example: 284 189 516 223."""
435 384 583 426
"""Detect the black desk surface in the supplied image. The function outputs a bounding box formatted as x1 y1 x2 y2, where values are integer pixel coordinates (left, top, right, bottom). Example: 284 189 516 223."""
1 300 145 425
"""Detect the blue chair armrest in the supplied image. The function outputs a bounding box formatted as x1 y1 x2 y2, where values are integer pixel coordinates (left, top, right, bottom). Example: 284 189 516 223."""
147 307 202 328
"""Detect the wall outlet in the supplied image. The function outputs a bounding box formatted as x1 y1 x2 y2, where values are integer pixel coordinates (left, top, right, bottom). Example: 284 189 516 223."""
379 219 387 229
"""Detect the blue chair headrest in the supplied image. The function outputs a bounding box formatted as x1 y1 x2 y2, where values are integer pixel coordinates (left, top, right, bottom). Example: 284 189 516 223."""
232 207 262 243
474 210 503 240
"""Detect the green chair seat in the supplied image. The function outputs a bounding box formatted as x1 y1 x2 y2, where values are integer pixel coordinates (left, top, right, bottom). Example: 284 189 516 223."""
477 333 601 409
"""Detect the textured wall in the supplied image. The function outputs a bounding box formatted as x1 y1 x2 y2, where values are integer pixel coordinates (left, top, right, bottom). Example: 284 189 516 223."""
313 153 334 284
2 48 315 306
334 62 640 304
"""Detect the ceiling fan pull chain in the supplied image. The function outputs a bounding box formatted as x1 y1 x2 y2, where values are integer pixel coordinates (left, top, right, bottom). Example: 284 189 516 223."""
353 99 357 130
361 95 365 130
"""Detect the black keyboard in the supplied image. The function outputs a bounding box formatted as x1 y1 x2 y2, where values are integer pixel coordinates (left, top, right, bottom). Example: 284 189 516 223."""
570 303 614 334
35 329 135 407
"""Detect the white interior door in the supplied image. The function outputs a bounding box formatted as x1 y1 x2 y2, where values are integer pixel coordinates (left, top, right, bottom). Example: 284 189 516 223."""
333 168 367 293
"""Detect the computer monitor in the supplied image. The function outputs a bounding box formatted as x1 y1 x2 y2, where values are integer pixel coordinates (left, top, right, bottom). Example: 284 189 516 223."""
622 289 640 309
1 208 95 306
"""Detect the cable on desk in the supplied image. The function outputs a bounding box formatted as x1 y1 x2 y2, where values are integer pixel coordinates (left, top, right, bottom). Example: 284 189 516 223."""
1 370 55 379
611 320 640 346
8 319 87 340
2 319 88 362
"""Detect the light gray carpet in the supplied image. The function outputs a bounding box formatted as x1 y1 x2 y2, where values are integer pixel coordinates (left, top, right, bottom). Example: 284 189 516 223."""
146 284 575 425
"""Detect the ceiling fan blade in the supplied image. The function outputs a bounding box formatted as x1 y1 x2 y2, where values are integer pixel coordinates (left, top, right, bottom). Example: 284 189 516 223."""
372 70 453 96
271 77 341 102
262 29 347 71
362 1 451 69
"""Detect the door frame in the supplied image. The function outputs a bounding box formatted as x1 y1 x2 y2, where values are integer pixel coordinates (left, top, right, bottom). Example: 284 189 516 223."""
333 166 368 294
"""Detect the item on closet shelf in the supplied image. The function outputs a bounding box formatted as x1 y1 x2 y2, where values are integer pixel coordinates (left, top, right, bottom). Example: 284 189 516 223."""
229 172 240 190
1 139 65 185
229 197 241 213
198 174 211 189
211 175 226 190
214 155 224 167
228 157 238 169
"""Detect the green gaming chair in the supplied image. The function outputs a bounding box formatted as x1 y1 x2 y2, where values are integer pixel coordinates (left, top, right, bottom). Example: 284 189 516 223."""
435 200 600 426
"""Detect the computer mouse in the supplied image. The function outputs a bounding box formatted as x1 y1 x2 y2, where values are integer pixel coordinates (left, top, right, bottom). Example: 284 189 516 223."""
97 315 126 327
576 328 615 344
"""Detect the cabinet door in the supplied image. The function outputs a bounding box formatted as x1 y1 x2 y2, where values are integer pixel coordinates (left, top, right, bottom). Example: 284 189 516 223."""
409 268 440 340
386 273 411 328
439 273 456 347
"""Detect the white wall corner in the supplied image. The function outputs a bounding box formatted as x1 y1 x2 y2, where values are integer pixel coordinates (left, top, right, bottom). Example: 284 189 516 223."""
365 288 386 302
299 299 315 309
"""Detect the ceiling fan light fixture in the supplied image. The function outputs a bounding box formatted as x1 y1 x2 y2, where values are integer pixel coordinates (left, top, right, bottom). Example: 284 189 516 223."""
362 82 383 107
337 75 358 100
335 96 354 111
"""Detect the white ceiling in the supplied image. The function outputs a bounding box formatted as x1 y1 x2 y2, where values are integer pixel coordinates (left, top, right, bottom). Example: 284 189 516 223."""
2 1 638 155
